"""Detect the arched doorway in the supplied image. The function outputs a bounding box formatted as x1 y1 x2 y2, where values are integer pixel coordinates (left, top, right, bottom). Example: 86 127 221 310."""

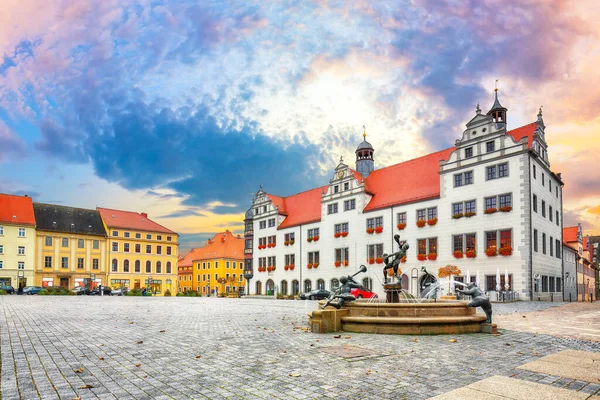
317 279 325 290
331 278 340 292
281 280 288 295
255 281 262 295
292 280 299 295
401 274 409 290
304 279 312 293
266 279 275 295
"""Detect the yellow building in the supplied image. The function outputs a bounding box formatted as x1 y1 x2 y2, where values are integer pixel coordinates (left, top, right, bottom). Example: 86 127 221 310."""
98 208 178 295
33 203 108 288
179 230 245 296
0 194 36 291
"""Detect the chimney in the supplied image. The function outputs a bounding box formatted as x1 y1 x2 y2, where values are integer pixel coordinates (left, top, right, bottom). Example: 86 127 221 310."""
141 213 148 219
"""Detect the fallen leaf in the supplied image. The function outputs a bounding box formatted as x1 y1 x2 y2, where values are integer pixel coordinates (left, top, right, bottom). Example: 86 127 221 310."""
448 339 457 343
90 373 94 376
99 344 104 347
144 375 148 378
99 357 104 361
510 373 517 377
72 398 81 400
220 386 225 389
195 356 201 359
366 370 372 375
159 330 166 333
137 341 144 344
135 364 141 367
412 339 419 343
74 367 83 373
289 373 301 377
79 384 94 389
316 340 320 342
522 315 526 318
344 336 351 339
333 335 341 338
129 322 134 324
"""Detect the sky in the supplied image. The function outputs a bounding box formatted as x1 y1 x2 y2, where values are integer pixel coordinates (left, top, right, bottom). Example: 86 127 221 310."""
1 0 599 254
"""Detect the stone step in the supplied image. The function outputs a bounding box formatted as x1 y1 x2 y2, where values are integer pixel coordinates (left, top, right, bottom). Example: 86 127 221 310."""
345 301 477 318
341 315 487 335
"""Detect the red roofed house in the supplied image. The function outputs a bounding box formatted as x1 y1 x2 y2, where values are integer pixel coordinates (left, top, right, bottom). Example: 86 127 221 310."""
245 91 564 301
177 248 198 292
98 208 179 295
563 224 596 301
0 193 36 292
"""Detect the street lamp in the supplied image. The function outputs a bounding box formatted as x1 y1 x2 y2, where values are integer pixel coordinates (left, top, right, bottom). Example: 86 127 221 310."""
17 270 24 294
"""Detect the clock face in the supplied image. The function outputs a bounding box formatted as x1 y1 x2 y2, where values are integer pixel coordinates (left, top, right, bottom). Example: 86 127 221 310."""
337 170 344 179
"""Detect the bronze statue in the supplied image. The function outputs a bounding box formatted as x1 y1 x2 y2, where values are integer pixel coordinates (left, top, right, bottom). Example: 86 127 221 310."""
383 234 409 284
456 282 493 323
322 265 367 309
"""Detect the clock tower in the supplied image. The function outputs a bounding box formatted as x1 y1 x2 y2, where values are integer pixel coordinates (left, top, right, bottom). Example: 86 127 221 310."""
355 127 374 178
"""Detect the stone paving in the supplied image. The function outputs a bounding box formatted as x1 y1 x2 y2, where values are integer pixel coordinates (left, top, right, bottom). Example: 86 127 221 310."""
1 296 599 400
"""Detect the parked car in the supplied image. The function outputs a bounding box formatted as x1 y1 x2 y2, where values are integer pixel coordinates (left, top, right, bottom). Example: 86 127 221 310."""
0 285 15 294
22 286 43 295
89 286 112 296
351 287 378 299
73 286 91 295
300 288 331 300
110 288 128 296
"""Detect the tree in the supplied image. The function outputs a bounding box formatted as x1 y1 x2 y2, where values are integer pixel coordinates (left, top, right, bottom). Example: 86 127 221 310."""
438 265 462 293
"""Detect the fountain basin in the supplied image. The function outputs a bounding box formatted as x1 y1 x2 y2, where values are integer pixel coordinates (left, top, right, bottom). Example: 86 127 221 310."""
309 300 487 335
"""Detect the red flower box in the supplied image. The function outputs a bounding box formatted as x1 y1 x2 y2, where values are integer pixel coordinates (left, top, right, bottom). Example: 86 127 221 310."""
465 250 476 258
397 223 406 230
334 232 342 238
284 265 289 271
417 254 427 261
290 265 295 270
375 226 383 234
427 218 438 226
375 257 383 264
313 262 319 269
366 228 374 234
452 213 464 219
341 232 348 237
343 260 348 266
307 263 313 269
465 212 476 218
307 237 313 243
427 253 437 261
500 206 512 212
453 250 464 259
334 261 341 267
313 236 319 242
485 247 497 257
284 241 289 246
416 220 426 228
499 246 512 256
484 208 498 214
289 239 295 245
368 258 375 264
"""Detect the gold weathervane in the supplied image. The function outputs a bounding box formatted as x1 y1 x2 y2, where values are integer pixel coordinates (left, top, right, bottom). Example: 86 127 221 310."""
362 125 367 139
494 79 499 92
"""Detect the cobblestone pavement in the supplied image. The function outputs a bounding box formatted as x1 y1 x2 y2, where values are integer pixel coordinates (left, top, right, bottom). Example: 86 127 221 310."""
1 296 599 400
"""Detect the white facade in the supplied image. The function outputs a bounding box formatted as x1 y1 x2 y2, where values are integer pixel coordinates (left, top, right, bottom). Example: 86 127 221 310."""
249 98 564 300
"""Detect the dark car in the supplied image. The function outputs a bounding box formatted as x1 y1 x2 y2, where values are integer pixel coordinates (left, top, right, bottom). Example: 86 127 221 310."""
0 285 15 294
351 287 378 299
73 286 91 295
22 286 43 295
300 289 331 300
89 286 112 296
110 288 128 296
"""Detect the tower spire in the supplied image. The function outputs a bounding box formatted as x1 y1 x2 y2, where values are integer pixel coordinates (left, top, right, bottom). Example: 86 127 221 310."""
363 125 366 139
487 80 507 126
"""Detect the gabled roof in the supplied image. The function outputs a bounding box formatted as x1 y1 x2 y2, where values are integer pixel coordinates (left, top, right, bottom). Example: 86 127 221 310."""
563 227 579 243
97 207 177 235
0 193 35 226
178 248 201 268
268 186 328 230
187 230 244 261
33 203 107 236
507 122 537 148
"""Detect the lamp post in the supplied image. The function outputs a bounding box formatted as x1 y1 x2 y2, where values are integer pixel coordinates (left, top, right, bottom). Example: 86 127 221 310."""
17 270 24 294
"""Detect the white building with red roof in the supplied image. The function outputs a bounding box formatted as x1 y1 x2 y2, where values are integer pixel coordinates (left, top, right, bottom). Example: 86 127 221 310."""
246 91 564 301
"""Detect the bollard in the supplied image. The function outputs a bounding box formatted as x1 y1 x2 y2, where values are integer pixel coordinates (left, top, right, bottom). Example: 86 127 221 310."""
550 293 553 302
569 293 572 302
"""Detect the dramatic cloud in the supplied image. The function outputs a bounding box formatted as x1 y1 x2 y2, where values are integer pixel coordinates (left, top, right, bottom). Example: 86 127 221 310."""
0 121 25 161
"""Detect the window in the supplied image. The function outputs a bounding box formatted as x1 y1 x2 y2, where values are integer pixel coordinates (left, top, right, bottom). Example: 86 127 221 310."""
344 199 356 211
112 242 118 252
124 232 130 238
344 182 349 191
44 256 52 268
226 261 230 269
62 257 69 269
62 238 69 247
327 203 338 214
542 233 547 254
268 218 276 228
453 235 463 252
18 228 26 237
334 185 339 194
92 259 99 270
146 261 151 273
533 194 538 212
397 212 406 225
135 233 141 239
45 236 52 246
18 246 25 255
427 207 437 220
541 201 546 218
112 231 118 237
334 248 349 264
464 171 473 185
452 203 463 216
0 226 3 235
549 206 553 222
308 228 320 239
0 261 2 268
135 244 141 253
366 217 383 229
167 246 172 255
465 200 476 215
417 239 427 255
77 258 84 269
542 275 548 292
166 262 172 274
485 231 497 250
93 240 99 250
465 147 473 158
146 245 151 254
498 163 508 177
542 173 545 186
454 171 474 187
500 230 511 248
124 243 130 253
533 165 536 179
485 196 497 211
486 274 512 292
284 233 295 243
556 211 559 226
550 236 554 257
156 261 162 274
157 235 162 241
267 257 275 268
534 229 538 252
18 262 24 270
0 245 3 254
486 141 495 152
157 245 162 255
556 277 562 292
499 194 512 208
267 235 276 246
259 221 266 229
454 173 463 187
146 234 151 240
429 238 437 255
549 276 555 292
486 166 497 180
167 236 172 242
285 254 296 266
417 209 426 221
366 244 384 261
334 223 349 234
549 181 552 193
111 259 118 272
556 239 561 258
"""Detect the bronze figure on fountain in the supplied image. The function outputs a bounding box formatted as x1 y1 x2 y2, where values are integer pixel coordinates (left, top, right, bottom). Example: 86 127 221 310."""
383 234 409 285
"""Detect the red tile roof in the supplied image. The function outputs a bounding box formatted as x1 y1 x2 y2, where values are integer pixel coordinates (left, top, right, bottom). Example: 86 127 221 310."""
186 230 244 261
178 248 202 268
97 207 177 234
0 193 35 226
264 124 539 227
563 227 579 243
